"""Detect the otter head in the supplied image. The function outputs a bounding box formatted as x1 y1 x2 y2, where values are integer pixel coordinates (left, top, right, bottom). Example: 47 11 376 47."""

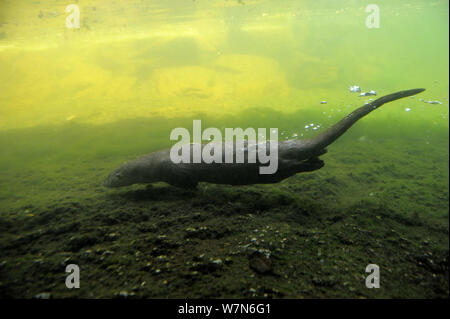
103 161 144 188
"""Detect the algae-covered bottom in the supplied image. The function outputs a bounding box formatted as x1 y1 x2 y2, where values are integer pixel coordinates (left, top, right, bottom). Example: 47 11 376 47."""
0 119 448 298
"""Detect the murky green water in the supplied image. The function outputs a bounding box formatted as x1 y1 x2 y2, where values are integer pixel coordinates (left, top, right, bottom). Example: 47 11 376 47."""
0 0 448 298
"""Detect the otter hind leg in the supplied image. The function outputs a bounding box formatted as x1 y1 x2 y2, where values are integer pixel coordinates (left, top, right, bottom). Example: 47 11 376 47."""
295 157 325 173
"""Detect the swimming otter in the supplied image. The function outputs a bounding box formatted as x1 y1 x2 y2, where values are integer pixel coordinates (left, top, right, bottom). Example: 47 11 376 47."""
104 88 425 188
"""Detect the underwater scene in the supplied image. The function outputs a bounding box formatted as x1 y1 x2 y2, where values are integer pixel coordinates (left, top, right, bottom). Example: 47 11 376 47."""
0 0 448 299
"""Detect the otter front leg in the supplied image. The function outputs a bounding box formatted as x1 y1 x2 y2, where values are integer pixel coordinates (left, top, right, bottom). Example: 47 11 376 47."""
160 162 199 188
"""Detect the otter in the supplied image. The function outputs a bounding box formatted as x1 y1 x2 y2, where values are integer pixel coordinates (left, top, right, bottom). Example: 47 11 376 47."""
104 88 425 189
